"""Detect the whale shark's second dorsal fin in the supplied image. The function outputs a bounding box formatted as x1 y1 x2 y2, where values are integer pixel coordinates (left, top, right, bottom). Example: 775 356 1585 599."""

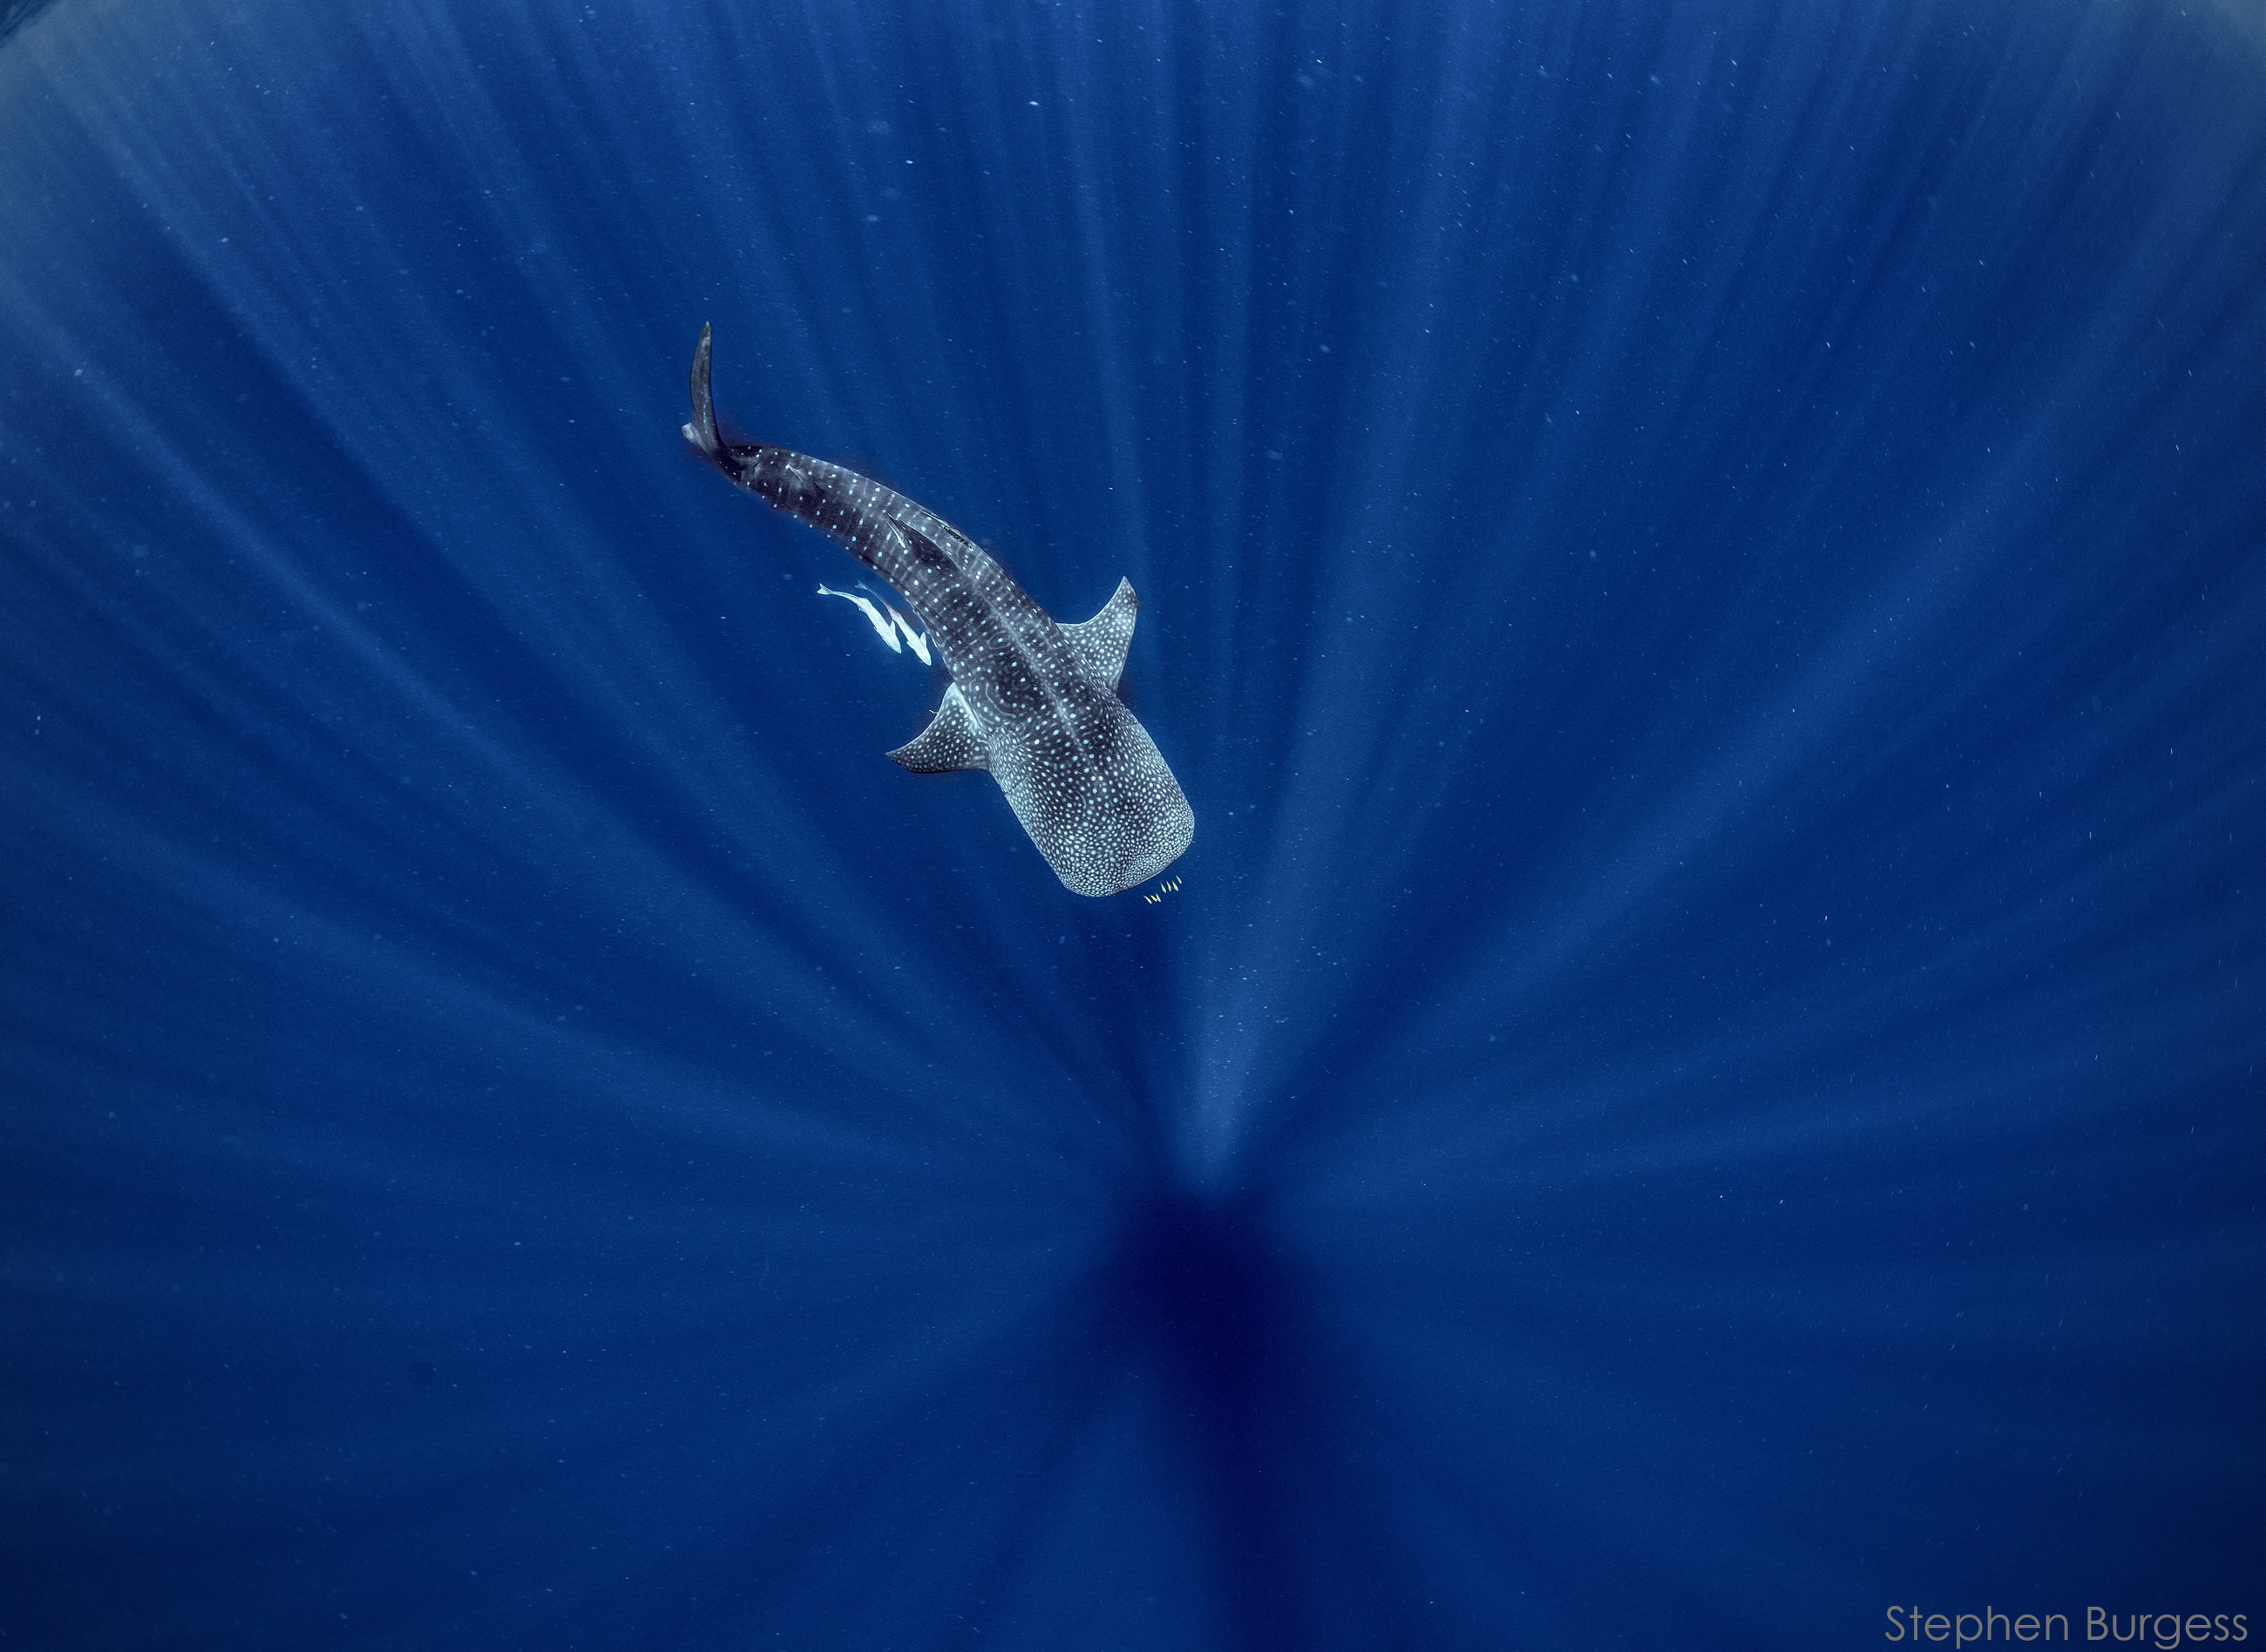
888 683 990 773
1059 577 1139 691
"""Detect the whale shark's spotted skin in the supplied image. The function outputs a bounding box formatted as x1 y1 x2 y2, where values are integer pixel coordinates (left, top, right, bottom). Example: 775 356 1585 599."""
682 326 1194 897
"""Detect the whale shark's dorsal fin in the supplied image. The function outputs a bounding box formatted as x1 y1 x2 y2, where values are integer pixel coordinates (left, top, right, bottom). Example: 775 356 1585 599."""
1058 577 1139 691
889 683 990 774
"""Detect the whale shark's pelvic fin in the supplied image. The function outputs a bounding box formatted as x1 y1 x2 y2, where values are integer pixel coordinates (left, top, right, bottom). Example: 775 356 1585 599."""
889 683 991 774
1058 577 1139 692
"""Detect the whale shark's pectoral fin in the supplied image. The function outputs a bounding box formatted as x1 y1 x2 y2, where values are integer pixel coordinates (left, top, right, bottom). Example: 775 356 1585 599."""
683 322 721 457
1059 577 1139 691
888 683 991 773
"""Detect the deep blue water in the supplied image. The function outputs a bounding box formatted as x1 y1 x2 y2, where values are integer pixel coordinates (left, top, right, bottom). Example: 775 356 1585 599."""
3 0 2263 1646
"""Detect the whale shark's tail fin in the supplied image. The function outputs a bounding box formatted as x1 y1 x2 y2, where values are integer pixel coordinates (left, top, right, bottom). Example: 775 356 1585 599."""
683 322 722 458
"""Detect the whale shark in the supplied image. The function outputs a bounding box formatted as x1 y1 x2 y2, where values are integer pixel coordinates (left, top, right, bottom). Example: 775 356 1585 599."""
682 325 1194 897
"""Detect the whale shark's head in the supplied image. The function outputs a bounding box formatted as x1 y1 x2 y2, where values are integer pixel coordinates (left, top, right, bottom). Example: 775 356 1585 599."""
1001 710 1194 898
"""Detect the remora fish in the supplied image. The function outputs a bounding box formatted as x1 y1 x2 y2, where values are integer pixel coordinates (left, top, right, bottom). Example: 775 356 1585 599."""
682 325 1194 897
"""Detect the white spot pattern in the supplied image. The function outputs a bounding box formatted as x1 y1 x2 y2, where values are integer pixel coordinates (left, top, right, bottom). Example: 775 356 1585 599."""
685 327 1195 897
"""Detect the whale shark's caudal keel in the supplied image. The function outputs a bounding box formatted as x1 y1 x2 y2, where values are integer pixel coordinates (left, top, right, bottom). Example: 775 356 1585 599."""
682 325 1194 897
